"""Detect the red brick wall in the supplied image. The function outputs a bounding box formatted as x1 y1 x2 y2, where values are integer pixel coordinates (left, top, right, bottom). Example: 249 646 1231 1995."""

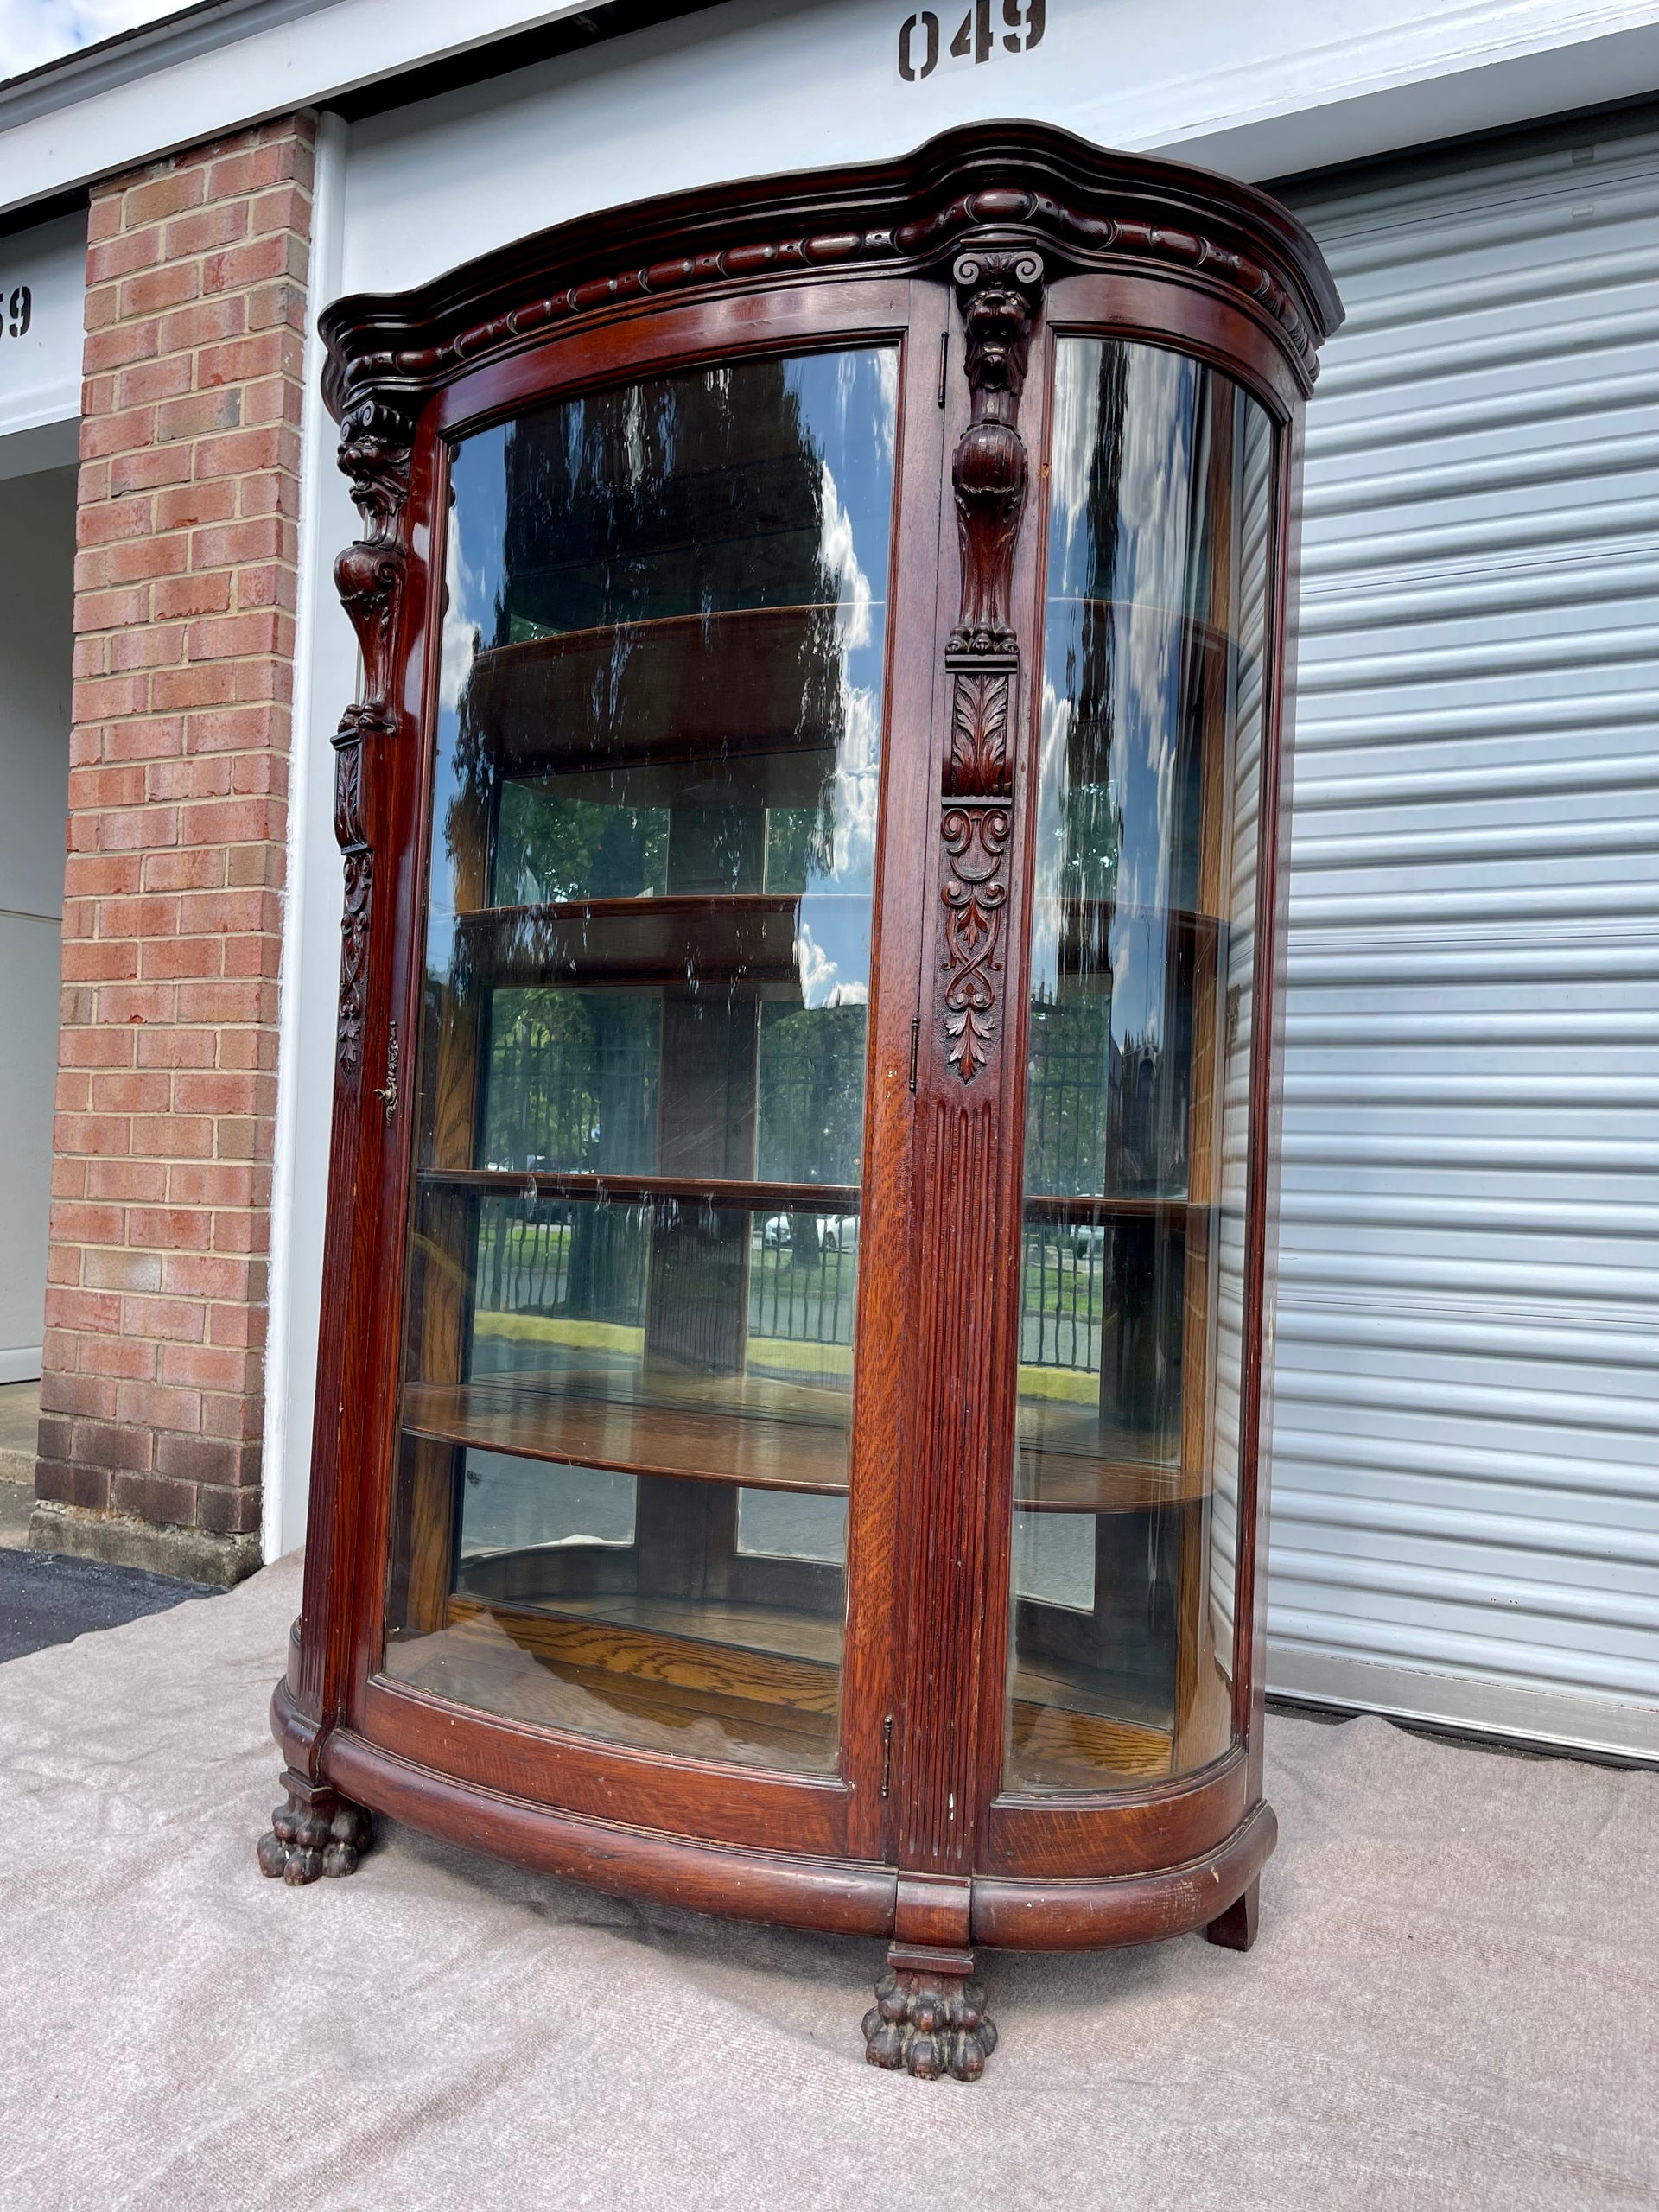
34 115 315 1583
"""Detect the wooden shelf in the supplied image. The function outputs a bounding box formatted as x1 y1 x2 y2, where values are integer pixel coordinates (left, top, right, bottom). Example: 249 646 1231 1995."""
402 1370 1203 1513
1033 901 1226 994
1044 597 1258 676
1032 894 1224 918
384 1591 1172 1780
455 1590 842 1674
461 604 878 787
450 893 868 993
1015 1402 1205 1511
448 896 1218 999
1021 1192 1211 1225
420 1169 860 1213
1006 1700 1173 1788
1033 896 1225 931
386 1594 841 1770
418 1167 1198 1230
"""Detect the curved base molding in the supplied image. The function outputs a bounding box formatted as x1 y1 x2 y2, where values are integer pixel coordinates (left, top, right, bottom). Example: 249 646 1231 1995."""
307 1724 1274 1948
970 1800 1277 1949
256 1714 1274 2069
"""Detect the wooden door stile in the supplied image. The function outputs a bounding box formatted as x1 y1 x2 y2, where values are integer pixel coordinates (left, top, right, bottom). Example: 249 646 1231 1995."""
349 421 458 1703
889 251 1050 1885
290 404 439 1750
837 278 950 1863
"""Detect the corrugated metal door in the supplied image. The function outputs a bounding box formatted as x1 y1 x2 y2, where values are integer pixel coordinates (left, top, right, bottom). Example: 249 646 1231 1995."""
1269 121 1659 1759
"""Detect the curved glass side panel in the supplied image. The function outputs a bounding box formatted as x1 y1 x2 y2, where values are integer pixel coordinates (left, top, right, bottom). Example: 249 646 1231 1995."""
385 350 898 1773
1005 337 1274 1791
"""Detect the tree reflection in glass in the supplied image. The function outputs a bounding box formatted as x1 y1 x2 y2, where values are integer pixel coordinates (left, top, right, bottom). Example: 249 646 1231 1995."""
1007 337 1273 1790
385 350 897 1774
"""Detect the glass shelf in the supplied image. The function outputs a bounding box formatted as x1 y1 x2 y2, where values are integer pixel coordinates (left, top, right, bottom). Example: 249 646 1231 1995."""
400 1369 1211 1516
402 1370 852 1495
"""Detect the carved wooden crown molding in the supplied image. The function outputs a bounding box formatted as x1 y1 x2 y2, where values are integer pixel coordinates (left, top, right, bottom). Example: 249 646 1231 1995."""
321 122 1342 427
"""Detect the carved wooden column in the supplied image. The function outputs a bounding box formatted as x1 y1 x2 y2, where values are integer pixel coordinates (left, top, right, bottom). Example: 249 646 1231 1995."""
331 395 414 1089
868 251 1044 2078
261 391 416 1885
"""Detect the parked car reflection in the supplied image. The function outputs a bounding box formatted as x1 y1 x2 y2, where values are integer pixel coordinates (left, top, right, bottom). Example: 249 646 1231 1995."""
761 1213 859 1254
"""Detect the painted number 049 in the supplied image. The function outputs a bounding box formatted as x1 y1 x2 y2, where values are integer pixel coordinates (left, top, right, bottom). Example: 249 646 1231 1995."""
899 0 1044 79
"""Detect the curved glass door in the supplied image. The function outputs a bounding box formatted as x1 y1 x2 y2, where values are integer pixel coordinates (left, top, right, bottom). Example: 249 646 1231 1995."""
384 347 898 1774
1006 336 1274 1790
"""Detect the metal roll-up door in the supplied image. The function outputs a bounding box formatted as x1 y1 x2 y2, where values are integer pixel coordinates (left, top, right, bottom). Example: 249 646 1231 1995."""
1268 120 1659 1758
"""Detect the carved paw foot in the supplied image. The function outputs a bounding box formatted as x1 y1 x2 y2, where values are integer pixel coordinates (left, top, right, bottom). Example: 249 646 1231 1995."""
862 1969 997 2082
257 1794 372 1885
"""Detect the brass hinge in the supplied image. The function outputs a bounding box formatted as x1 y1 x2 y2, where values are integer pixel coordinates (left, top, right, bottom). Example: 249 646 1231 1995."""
880 1713 894 1799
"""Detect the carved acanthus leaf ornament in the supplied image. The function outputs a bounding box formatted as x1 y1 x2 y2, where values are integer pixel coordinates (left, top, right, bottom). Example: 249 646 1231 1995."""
331 395 416 1081
938 251 1041 1083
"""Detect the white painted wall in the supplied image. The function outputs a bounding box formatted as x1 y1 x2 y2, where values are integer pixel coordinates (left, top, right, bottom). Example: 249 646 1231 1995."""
3 0 1658 219
259 0 1659 1544
338 0 1659 294
0 213 88 444
0 462 75 1382
264 113 357 1559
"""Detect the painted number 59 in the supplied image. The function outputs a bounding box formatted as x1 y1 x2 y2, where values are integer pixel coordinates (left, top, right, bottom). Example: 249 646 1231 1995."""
899 0 1045 79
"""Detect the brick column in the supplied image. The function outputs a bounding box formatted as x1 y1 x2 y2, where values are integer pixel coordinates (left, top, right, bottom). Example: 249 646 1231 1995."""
32 115 315 1586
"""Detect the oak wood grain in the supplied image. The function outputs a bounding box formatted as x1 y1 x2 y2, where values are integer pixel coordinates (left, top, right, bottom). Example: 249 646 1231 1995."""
281 128 1335 1963
392 1591 1177 1786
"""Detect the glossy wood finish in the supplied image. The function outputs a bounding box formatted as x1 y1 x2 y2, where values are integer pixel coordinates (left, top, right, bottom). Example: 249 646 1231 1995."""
322 1711 892 1931
274 123 1338 1998
971 1801 1275 1948
308 1695 1273 1951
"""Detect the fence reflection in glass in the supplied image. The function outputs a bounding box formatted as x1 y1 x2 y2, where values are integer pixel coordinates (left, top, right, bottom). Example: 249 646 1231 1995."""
384 347 897 1773
1007 337 1273 1790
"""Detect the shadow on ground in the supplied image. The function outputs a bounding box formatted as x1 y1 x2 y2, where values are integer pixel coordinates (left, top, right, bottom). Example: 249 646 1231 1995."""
0 1548 217 1662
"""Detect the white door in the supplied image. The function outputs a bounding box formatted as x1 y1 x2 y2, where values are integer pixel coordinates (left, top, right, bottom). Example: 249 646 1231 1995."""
0 462 74 1382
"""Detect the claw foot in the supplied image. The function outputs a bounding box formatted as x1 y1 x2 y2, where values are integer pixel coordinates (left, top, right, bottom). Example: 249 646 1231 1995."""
862 1967 997 2082
257 1792 372 1885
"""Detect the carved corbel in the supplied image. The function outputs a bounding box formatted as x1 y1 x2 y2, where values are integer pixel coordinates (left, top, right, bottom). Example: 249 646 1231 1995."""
331 394 416 1081
938 251 1042 1082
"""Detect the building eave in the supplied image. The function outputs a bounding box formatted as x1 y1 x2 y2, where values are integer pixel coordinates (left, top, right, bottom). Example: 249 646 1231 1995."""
0 0 710 220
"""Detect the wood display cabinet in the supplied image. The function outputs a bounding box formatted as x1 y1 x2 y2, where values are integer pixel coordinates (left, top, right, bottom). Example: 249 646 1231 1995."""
262 123 1340 2077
